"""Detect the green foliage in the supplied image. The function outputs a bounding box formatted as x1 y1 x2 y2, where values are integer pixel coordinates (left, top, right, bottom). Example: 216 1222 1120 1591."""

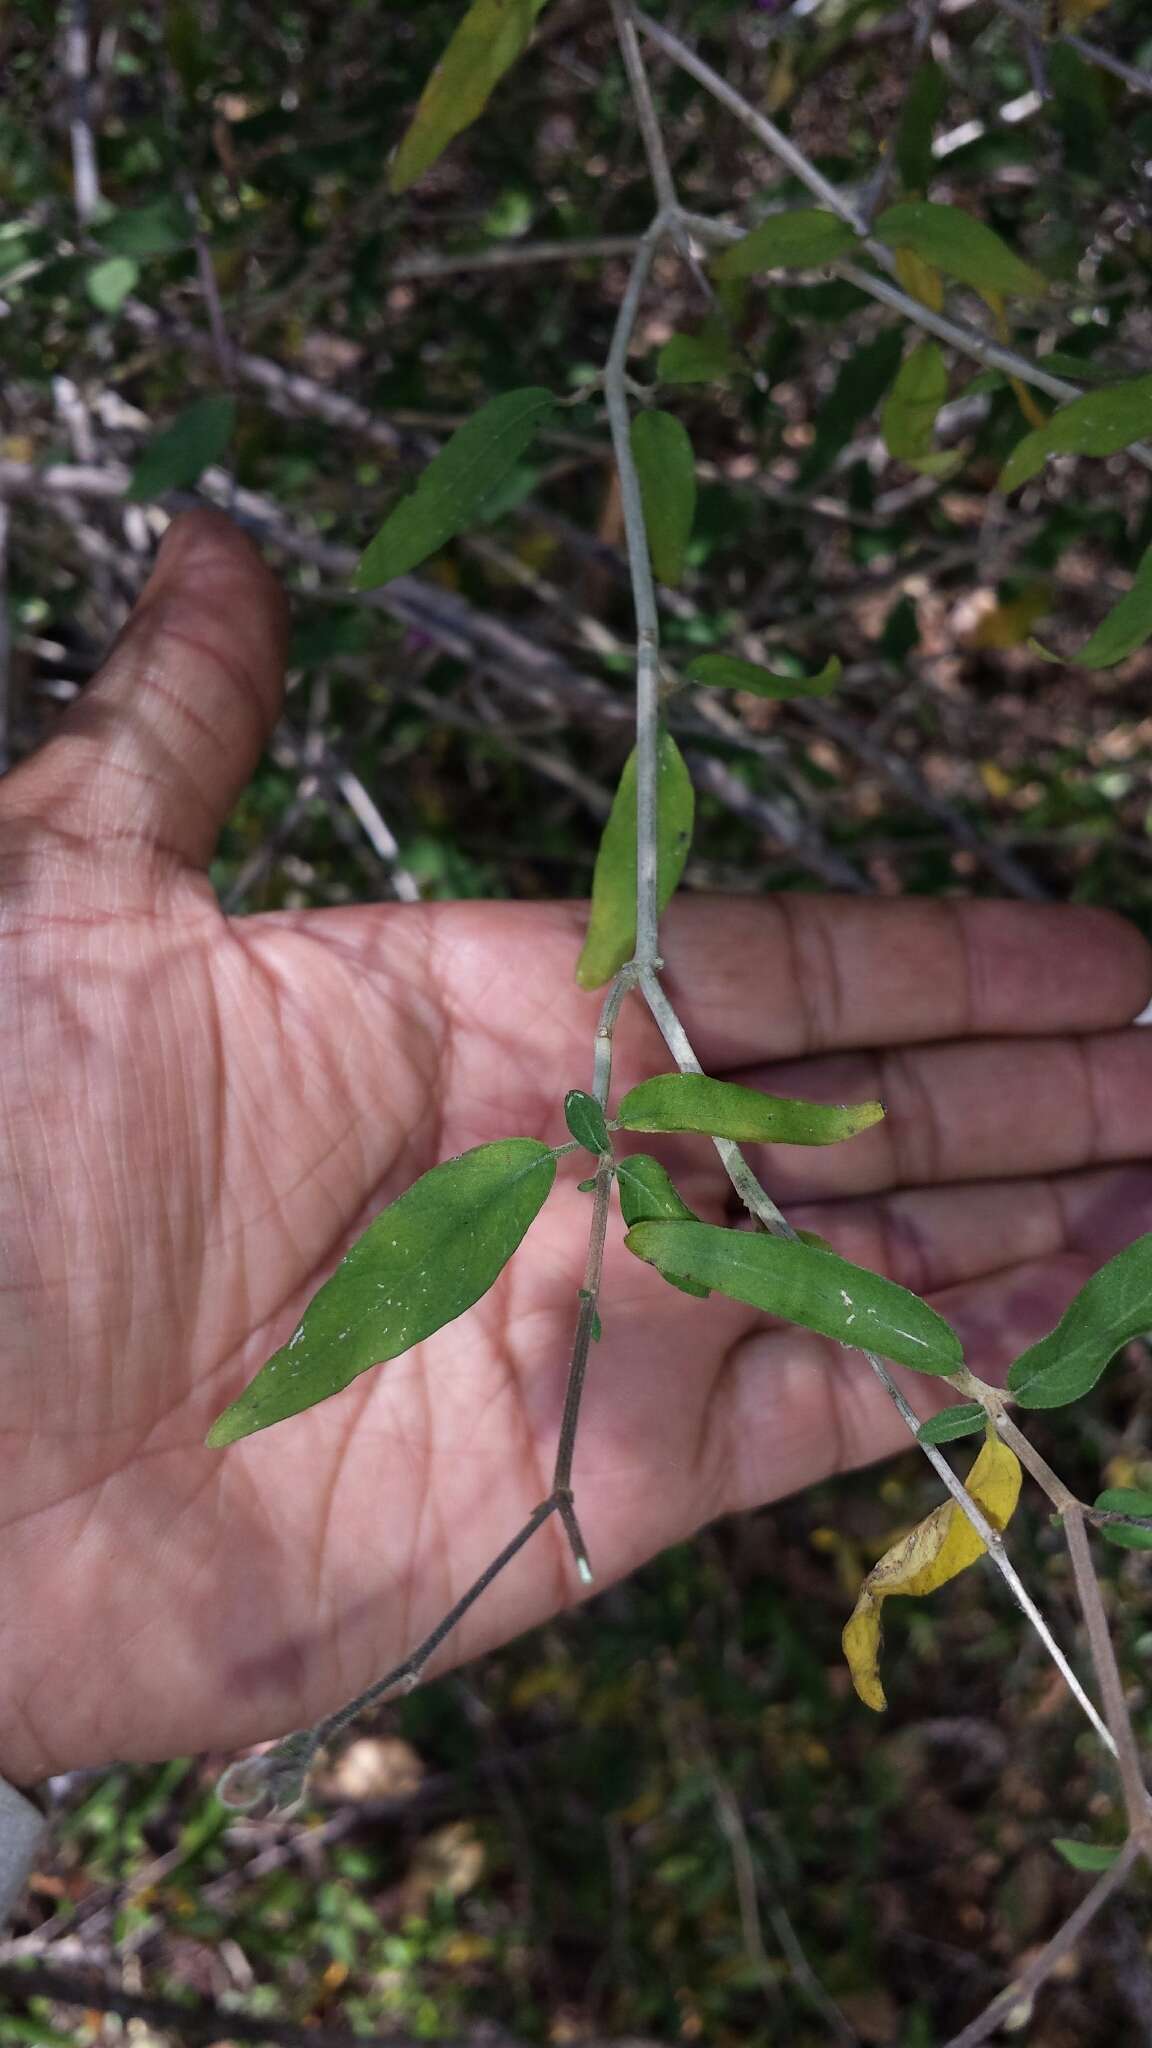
616 1153 711 1300
1092 1487 1152 1552
657 319 737 384
894 62 947 192
1000 374 1152 492
916 1402 987 1446
881 341 949 466
714 209 857 278
564 1089 610 1155
389 0 552 194
1052 1838 1123 1872
207 1140 557 1444
625 1221 964 1375
874 201 1045 298
615 1072 885 1145
357 388 554 586
1032 542 1152 669
97 197 191 256
630 409 696 585
1007 1235 1152 1409
127 395 236 500
85 255 138 310
682 651 841 697
575 733 694 990
799 326 905 483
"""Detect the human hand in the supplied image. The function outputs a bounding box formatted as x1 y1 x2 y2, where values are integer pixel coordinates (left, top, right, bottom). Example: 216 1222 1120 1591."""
3 510 1149 1785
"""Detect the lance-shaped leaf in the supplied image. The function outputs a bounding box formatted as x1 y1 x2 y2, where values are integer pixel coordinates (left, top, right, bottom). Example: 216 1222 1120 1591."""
799 326 905 485
631 410 696 586
1092 1487 1152 1553
575 732 694 990
127 395 236 500
616 1073 885 1147
1007 1233 1152 1409
999 373 1152 494
357 388 554 587
1052 1839 1123 1873
624 1221 962 1375
564 1089 610 1156
1032 542 1152 669
874 201 1044 299
683 652 841 699
894 61 946 193
207 1139 557 1445
714 208 857 279
881 341 948 464
390 0 551 194
916 1401 987 1447
843 1434 1022 1710
616 1154 708 1298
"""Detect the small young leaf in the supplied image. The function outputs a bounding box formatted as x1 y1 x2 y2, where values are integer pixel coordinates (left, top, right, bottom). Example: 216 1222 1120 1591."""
916 1402 987 1446
874 201 1045 299
86 255 139 311
390 0 551 194
999 374 1152 494
564 1089 610 1156
127 395 237 501
714 209 857 279
843 1434 1022 1710
625 1221 963 1375
881 341 948 464
576 1177 597 1193
616 1153 708 1297
1031 542 1152 669
1052 1838 1123 1873
657 319 736 385
630 410 696 586
616 1073 885 1147
683 652 841 699
207 1139 557 1445
1007 1233 1152 1409
894 61 947 193
357 388 554 587
575 731 694 990
1092 1487 1152 1552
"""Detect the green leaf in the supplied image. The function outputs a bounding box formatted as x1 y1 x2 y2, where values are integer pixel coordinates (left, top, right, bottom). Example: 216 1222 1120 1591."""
657 319 736 385
126 395 237 501
916 1402 987 1446
207 1139 557 1444
1092 1488 1152 1552
894 62 947 193
881 341 948 463
1007 1234 1152 1409
1052 1838 1122 1873
625 1222 963 1375
874 201 1045 299
356 388 554 586
683 652 841 699
98 197 191 256
798 326 905 485
575 731 694 990
86 255 139 311
564 1089 610 1155
616 1073 885 1146
630 410 696 586
616 1153 708 1298
999 374 1152 493
714 209 857 279
1031 543 1152 670
390 0 552 194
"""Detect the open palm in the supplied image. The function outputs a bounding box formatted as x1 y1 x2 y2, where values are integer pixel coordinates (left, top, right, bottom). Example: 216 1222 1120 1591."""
3 511 1150 1787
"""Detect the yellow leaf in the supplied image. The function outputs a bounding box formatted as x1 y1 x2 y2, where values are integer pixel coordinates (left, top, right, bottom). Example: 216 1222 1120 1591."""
842 1434 1022 1710
981 288 1049 430
894 246 944 314
390 0 551 194
967 580 1052 649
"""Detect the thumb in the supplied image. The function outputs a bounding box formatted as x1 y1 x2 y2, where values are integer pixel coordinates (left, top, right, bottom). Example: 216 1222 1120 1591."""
4 509 288 869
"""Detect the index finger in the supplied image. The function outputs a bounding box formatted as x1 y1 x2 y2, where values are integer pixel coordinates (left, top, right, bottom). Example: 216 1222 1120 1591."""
659 895 1152 1067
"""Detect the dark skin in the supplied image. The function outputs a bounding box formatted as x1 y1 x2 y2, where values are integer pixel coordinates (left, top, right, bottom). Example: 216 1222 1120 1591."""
3 509 1151 1785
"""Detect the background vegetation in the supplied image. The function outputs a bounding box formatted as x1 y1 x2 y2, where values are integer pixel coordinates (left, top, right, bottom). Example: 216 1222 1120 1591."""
3 1 1152 2041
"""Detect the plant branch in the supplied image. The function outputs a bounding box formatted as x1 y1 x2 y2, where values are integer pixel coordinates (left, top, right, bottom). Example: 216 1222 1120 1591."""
986 0 1152 98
